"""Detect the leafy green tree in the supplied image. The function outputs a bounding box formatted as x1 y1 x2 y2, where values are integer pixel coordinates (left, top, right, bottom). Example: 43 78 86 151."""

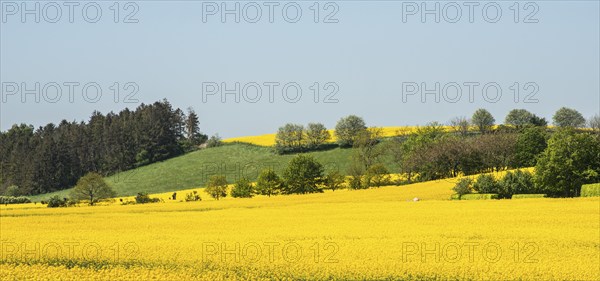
498 170 536 198
505 109 534 128
231 178 254 198
323 170 345 191
282 155 324 194
255 169 282 197
364 164 391 188
70 173 116 205
513 127 547 167
553 107 586 128
334 115 367 147
346 162 366 189
472 109 495 134
206 175 228 200
472 174 500 194
206 134 223 148
185 107 207 146
535 129 600 197
274 123 305 153
352 128 383 170
452 178 473 199
305 123 331 149
4 185 20 197
529 115 548 127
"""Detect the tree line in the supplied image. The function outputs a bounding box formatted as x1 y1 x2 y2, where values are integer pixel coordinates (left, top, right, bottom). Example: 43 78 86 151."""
0 99 208 196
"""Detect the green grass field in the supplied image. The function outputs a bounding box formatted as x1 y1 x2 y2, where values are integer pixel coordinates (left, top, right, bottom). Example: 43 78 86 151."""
30 143 385 201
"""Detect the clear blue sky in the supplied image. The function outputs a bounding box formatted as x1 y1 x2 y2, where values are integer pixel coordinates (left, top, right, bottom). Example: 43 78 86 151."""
1 1 599 138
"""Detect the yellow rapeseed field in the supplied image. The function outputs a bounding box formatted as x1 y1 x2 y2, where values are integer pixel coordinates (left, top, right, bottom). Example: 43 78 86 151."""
222 126 433 146
1 175 598 280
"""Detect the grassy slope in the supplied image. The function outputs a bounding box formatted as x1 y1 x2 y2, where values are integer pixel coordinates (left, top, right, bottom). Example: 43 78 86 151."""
30 143 376 201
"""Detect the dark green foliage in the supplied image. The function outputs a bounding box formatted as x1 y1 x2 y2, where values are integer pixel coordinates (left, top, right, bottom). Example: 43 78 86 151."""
553 107 586 128
335 115 367 147
282 155 324 194
70 173 116 206
323 170 346 191
452 178 473 199
206 175 228 200
4 185 20 196
472 174 500 194
47 196 76 208
498 170 536 199
274 123 305 154
0 99 193 195
134 192 161 204
255 169 282 197
206 134 223 148
231 178 254 198
185 191 202 202
0 196 31 204
346 162 366 190
535 129 600 197
459 194 499 200
472 109 495 133
513 127 547 167
364 164 391 188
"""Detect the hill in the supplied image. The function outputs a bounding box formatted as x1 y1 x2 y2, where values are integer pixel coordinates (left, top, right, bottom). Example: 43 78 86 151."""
30 143 369 201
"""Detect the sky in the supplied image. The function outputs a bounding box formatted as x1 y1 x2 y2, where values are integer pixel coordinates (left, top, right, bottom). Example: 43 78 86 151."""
1 0 599 138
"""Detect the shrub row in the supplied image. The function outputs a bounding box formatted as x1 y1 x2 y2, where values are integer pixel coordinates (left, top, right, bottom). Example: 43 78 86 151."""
452 170 540 200
581 183 600 197
511 194 546 199
458 194 499 200
0 196 31 204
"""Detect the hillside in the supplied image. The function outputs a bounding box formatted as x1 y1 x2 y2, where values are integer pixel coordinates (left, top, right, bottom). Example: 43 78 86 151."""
30 143 380 201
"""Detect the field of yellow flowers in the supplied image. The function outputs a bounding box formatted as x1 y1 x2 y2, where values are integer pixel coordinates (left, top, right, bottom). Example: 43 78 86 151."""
222 126 428 146
1 178 599 280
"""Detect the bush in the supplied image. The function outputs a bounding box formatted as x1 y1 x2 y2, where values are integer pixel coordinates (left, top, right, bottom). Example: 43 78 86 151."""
46 196 76 208
135 192 161 204
511 194 546 199
347 163 366 190
206 175 228 200
206 134 223 148
498 170 536 199
323 171 346 191
473 174 500 194
0 196 31 205
581 183 600 197
4 185 20 197
255 169 282 197
185 191 202 202
281 155 324 194
452 178 473 199
364 164 392 188
459 194 499 200
231 178 254 198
